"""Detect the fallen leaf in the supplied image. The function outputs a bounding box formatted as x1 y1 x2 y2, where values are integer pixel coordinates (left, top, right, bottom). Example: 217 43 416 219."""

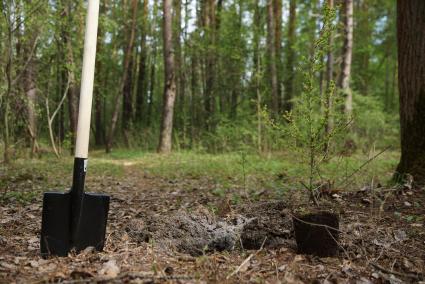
99 259 120 278
394 229 408 242
0 262 16 270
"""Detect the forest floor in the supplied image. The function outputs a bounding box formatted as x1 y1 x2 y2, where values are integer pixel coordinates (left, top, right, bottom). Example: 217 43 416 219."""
1 150 424 283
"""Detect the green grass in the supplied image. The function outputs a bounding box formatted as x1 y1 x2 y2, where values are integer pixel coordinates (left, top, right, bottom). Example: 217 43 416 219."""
1 149 400 203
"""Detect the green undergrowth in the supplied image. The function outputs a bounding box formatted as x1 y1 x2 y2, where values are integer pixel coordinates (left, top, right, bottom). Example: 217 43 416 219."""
91 149 399 193
1 149 400 204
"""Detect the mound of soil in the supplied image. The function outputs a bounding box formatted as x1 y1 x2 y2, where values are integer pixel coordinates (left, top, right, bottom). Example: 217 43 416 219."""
125 201 293 256
125 206 249 256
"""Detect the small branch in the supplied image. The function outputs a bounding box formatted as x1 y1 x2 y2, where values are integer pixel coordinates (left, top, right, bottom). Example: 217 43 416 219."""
226 237 267 279
370 262 423 281
337 146 391 188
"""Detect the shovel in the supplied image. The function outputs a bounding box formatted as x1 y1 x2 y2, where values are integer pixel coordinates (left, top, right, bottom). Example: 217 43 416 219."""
40 0 109 257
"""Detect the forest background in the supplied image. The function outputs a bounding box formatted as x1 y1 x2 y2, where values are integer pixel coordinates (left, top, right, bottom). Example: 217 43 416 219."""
0 0 398 187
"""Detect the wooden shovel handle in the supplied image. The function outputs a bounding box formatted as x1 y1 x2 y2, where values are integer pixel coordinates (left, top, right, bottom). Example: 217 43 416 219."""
75 0 100 159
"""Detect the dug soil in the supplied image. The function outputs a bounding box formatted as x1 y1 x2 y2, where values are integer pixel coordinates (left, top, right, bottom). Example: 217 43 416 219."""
1 165 424 283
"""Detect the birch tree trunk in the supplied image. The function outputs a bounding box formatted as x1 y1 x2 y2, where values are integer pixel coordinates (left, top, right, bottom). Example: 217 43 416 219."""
157 0 177 153
22 11 39 156
325 0 334 135
339 0 354 116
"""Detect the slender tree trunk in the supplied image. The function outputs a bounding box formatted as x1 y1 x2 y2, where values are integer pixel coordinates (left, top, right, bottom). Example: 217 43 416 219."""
122 0 139 146
325 0 334 135
252 0 261 98
339 0 354 116
158 0 177 153
273 0 282 110
203 0 217 130
190 44 199 144
147 0 159 128
266 0 279 117
106 0 138 152
283 0 296 112
147 46 156 128
173 0 182 131
357 0 371 96
94 1 105 146
23 18 39 156
395 0 425 184
62 1 79 153
2 6 13 164
135 0 149 126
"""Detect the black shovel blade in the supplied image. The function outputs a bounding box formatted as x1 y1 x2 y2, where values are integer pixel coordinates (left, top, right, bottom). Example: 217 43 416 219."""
40 192 71 257
72 193 110 252
40 192 110 257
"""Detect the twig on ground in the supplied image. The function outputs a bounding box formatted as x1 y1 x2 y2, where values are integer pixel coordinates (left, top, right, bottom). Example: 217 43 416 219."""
226 237 267 279
370 262 423 281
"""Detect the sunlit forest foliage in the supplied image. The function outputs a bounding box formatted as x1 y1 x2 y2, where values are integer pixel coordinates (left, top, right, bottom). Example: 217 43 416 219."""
0 0 398 159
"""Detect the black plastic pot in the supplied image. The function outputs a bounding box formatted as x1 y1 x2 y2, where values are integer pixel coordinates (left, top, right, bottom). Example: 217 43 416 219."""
293 211 339 257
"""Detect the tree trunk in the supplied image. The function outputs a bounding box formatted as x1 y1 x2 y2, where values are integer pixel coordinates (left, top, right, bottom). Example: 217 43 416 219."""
273 0 282 111
147 46 156 128
338 0 354 116
325 0 334 135
62 1 79 154
94 0 105 146
266 0 279 117
203 0 217 130
283 0 296 113
122 0 139 146
158 0 177 153
135 0 149 126
22 15 39 156
106 0 138 152
173 0 183 132
395 0 425 184
356 0 371 96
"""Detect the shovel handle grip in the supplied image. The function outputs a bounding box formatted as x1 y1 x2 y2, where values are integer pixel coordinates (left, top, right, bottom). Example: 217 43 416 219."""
75 0 100 159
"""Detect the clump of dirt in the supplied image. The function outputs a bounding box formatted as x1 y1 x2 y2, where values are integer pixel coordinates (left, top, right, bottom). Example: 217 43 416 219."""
238 200 293 249
125 206 249 256
126 201 293 256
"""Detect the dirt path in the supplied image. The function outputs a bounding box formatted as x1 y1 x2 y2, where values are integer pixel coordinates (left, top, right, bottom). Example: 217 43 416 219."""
1 164 424 283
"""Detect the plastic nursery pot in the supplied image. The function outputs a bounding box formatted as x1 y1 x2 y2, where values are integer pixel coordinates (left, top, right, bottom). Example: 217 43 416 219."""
292 211 339 257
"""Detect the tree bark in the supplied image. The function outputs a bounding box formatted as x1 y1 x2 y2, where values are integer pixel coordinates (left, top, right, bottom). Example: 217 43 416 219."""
122 0 139 146
355 0 371 96
173 0 183 131
135 0 149 125
62 1 79 153
395 0 425 184
22 10 39 156
157 0 177 153
325 0 334 135
203 0 217 130
283 0 296 112
273 0 282 111
106 0 138 152
338 0 354 116
266 0 279 117
94 0 105 146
